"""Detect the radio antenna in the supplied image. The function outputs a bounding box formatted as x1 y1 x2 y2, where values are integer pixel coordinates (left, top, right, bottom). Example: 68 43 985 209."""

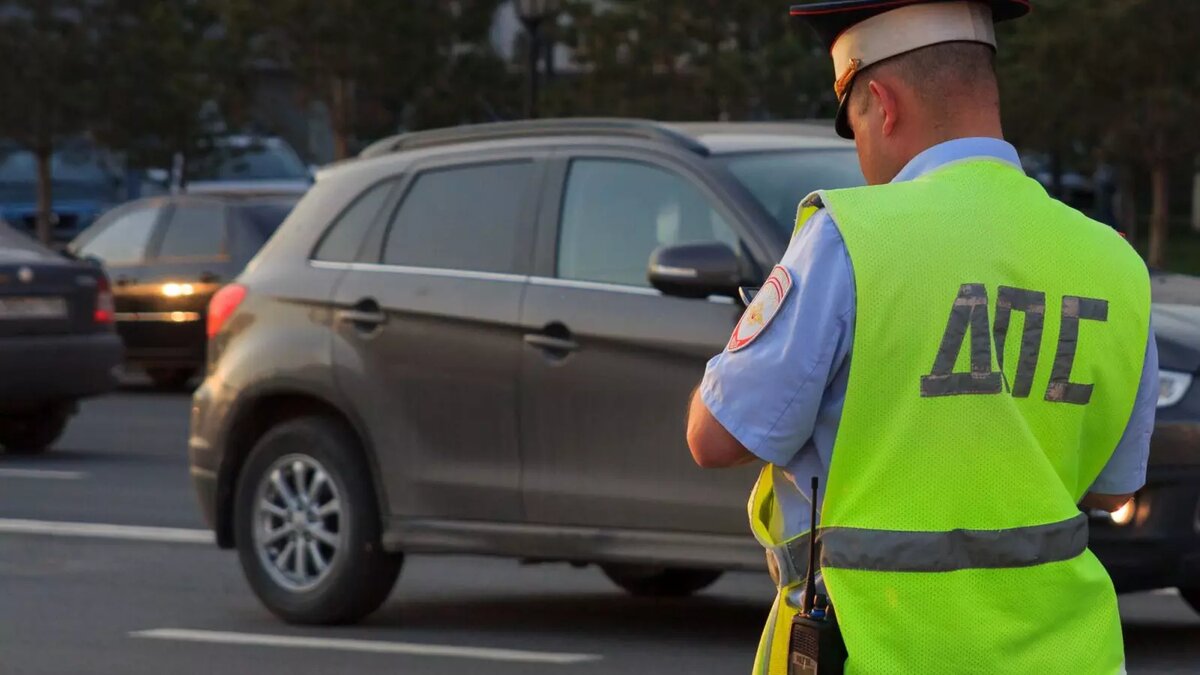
803 475 820 615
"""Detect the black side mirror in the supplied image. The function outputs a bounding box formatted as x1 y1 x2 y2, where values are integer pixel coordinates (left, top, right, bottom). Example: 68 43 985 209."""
648 242 742 299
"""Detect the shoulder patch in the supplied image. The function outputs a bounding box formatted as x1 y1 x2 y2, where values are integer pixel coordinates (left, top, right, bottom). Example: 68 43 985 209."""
727 265 793 352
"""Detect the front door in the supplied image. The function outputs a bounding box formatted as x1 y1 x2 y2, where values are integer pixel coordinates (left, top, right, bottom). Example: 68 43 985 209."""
332 156 542 522
520 153 762 535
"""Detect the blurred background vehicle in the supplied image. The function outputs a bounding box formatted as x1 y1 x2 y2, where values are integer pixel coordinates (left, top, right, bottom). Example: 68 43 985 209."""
0 140 123 245
180 136 313 197
0 220 121 454
1089 271 1200 616
68 193 297 389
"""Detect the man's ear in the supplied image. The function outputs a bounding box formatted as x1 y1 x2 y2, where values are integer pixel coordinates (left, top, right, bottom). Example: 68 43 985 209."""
867 79 899 137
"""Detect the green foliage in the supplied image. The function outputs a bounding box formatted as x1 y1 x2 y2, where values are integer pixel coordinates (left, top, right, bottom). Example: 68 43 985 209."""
0 0 92 152
223 0 517 157
549 0 835 121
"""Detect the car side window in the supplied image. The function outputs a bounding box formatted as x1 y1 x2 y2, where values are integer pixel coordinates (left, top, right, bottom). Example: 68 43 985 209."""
382 161 532 274
158 203 226 259
557 159 739 287
313 179 396 262
77 206 161 267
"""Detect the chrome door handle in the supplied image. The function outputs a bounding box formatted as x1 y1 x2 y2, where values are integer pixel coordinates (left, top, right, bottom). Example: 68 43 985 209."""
337 309 386 326
523 334 579 353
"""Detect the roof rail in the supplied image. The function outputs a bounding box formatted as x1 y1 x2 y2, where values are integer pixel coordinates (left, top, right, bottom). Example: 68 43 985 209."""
358 118 710 159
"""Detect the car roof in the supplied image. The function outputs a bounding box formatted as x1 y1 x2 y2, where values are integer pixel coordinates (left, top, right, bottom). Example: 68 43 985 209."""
343 118 853 178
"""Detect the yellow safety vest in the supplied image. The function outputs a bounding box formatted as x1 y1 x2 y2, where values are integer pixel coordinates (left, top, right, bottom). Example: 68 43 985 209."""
750 159 1150 674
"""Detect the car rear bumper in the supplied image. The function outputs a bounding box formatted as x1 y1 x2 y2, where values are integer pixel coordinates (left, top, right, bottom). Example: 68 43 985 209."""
117 318 206 369
0 331 123 411
188 376 235 547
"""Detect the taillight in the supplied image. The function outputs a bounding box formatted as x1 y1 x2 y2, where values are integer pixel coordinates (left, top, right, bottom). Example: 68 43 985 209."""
94 274 115 324
207 284 247 339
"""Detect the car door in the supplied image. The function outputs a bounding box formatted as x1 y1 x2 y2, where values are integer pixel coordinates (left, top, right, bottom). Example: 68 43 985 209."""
331 154 543 522
71 200 166 349
519 151 765 535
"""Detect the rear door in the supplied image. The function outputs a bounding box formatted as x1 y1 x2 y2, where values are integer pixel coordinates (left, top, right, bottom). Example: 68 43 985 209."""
519 150 765 535
331 153 543 522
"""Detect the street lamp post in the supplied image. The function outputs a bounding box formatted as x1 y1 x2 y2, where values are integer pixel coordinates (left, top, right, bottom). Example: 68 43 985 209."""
514 0 562 119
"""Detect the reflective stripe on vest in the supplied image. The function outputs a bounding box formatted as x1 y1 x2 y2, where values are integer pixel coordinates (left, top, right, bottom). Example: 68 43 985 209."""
768 512 1087 587
820 512 1088 572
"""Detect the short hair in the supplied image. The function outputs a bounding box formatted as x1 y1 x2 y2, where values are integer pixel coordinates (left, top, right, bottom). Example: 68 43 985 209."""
849 41 998 118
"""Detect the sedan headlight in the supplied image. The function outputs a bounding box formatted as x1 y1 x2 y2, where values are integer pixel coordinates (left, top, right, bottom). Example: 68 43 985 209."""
1157 370 1193 408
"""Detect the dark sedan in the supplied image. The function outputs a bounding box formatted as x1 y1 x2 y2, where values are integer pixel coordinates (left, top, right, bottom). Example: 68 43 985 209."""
69 194 297 388
1088 272 1200 615
0 222 122 454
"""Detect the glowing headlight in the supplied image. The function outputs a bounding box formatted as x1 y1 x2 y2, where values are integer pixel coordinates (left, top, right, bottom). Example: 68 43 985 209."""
1158 370 1193 408
161 283 195 298
1109 499 1136 526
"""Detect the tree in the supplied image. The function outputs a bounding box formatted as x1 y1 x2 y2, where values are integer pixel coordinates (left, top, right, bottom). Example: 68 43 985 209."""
226 0 512 159
999 0 1200 267
0 0 92 244
89 0 249 174
551 1 833 122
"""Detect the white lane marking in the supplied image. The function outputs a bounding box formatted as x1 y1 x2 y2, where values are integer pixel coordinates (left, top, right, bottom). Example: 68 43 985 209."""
0 468 86 480
1151 588 1181 596
0 518 212 544
130 629 603 665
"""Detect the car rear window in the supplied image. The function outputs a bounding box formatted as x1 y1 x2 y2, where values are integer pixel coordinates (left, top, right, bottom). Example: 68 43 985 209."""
240 201 297 241
76 206 161 266
382 161 532 274
158 203 225 259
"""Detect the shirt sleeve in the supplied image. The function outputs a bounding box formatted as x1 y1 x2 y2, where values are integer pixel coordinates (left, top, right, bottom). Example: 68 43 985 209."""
699 210 855 466
1088 324 1158 495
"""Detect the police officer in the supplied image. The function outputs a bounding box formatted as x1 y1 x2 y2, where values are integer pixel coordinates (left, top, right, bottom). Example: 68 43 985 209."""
686 1 1157 673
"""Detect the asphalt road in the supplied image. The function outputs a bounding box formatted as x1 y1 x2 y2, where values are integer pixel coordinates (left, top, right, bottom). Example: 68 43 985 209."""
1 385 1197 674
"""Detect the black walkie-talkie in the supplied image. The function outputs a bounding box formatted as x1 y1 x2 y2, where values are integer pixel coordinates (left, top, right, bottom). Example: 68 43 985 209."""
788 476 847 675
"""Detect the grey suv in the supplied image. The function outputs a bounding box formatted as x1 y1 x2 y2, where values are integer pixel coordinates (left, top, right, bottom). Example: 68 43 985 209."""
188 119 1200 625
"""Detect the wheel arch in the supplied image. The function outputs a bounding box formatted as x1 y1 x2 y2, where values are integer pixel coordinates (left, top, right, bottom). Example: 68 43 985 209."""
215 388 387 549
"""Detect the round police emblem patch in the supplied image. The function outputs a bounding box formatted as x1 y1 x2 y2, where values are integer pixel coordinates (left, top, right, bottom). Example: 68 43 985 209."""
727 265 793 352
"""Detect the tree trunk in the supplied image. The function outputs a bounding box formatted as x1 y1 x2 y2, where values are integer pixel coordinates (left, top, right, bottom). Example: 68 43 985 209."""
1147 162 1170 269
34 145 54 246
330 77 352 160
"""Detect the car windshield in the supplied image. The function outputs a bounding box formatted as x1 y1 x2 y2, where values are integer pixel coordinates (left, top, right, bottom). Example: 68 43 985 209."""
721 150 865 232
188 143 309 182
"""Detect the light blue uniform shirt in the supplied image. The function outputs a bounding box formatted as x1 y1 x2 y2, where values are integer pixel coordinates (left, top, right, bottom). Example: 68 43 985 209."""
701 137 1158 535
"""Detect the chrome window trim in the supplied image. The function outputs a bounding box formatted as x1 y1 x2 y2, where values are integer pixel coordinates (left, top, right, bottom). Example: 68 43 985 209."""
530 276 735 304
308 259 527 284
308 260 735 304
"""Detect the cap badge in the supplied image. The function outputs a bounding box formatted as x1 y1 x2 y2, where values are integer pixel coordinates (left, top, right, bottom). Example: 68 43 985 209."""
834 58 863 100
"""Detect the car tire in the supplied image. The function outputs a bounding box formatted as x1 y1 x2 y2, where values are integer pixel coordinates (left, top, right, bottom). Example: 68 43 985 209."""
1181 588 1200 616
146 367 197 390
0 406 71 455
601 564 723 598
234 416 402 625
